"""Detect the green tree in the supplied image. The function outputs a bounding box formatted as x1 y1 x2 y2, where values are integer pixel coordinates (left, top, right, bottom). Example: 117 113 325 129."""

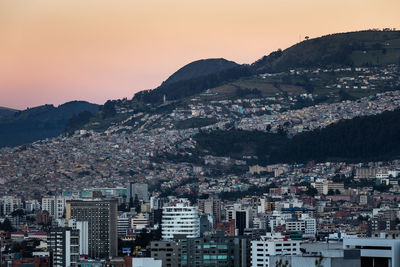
276 259 291 267
0 218 14 232
315 255 324 267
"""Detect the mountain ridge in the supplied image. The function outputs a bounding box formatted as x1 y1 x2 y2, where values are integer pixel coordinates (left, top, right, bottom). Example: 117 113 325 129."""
133 30 400 104
0 100 99 148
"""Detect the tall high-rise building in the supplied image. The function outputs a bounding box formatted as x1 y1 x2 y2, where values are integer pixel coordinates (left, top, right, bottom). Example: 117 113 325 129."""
48 227 80 267
227 204 253 236
66 200 118 259
67 219 89 255
127 183 149 202
198 197 221 223
161 199 200 240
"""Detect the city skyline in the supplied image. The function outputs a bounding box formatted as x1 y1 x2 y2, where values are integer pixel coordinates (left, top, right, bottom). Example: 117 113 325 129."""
1 0 399 109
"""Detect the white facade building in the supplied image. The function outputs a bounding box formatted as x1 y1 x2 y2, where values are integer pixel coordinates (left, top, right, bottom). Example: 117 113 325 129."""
303 218 316 236
25 199 41 213
42 196 71 219
0 196 22 215
251 234 301 267
161 199 200 240
117 214 131 237
67 219 89 255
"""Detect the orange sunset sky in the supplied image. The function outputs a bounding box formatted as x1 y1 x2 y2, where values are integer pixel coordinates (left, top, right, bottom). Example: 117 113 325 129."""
0 0 399 110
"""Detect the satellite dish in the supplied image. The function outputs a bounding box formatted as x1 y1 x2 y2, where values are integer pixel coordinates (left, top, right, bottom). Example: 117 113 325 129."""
305 36 310 40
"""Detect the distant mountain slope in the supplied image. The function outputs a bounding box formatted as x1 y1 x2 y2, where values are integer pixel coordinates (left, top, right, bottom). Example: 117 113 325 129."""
162 58 239 86
134 64 251 103
194 108 400 164
0 101 99 148
253 30 400 73
133 30 400 104
0 106 18 120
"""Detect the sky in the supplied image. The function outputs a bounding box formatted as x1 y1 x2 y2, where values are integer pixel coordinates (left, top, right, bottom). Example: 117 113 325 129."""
0 0 399 110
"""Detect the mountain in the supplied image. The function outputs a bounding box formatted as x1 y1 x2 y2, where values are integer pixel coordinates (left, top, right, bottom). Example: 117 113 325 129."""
162 58 239 86
133 58 247 103
0 101 99 148
133 30 400 104
0 106 18 120
252 30 400 73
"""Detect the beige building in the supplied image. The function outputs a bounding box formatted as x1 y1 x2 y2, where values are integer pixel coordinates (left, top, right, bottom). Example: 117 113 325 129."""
312 181 345 195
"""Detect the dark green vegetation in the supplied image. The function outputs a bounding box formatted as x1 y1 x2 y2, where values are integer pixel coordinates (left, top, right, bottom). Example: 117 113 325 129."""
0 218 14 232
133 30 400 104
194 109 400 164
162 58 239 86
66 111 96 134
133 65 252 103
0 101 98 148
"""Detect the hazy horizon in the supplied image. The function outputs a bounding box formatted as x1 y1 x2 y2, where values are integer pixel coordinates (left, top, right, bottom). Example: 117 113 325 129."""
1 0 399 110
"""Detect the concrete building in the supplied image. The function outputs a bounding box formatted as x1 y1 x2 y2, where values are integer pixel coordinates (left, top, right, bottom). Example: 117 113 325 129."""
67 219 89 255
251 234 301 267
150 240 180 267
151 232 250 267
117 214 131 237
303 218 316 237
127 183 149 202
161 199 200 240
131 213 149 231
66 199 118 259
270 242 360 267
132 258 162 267
0 196 22 216
198 197 221 223
48 227 80 267
344 237 400 267
42 196 71 219
227 204 253 236
312 181 345 195
285 220 305 233
181 232 250 267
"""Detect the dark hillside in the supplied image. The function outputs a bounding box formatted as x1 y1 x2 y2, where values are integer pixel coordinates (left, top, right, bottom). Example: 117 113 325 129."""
162 58 239 86
194 109 400 164
0 101 99 147
0 107 18 120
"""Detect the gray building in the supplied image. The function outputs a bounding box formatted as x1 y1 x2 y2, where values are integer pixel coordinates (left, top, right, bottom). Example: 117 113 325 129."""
150 240 181 267
198 198 221 223
269 242 360 267
66 200 118 259
127 183 149 202
151 232 250 267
